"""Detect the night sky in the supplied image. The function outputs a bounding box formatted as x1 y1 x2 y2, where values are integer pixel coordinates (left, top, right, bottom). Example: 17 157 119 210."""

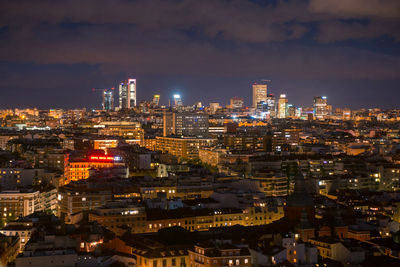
0 0 399 109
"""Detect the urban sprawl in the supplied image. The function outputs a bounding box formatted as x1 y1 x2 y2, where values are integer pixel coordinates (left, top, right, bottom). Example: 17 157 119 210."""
0 80 400 267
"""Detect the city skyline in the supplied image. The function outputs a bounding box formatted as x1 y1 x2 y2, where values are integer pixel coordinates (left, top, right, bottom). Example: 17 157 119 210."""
0 0 399 109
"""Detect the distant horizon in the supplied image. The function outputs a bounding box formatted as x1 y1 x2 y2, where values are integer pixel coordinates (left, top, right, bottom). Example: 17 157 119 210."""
0 0 399 110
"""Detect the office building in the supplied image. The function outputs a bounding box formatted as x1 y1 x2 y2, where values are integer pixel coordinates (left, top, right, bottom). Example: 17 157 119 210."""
343 108 351 120
152 94 160 106
119 79 136 109
313 96 328 120
173 94 183 107
229 97 244 109
155 136 215 160
209 103 220 114
163 112 209 138
277 94 288 118
287 104 296 117
102 89 114 110
266 94 276 117
252 83 267 108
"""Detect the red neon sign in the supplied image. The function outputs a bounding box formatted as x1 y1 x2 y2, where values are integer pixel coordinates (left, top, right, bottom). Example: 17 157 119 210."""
89 156 114 161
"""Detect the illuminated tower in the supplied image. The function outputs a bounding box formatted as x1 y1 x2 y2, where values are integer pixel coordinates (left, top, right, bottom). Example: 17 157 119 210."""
266 94 276 117
152 94 160 106
102 89 114 110
252 83 268 108
173 94 183 107
313 96 328 120
277 94 288 118
229 97 244 109
119 79 137 109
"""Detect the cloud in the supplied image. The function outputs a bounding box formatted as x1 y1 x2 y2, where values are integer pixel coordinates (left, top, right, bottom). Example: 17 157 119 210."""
0 0 399 109
0 0 311 44
309 0 400 19
316 20 400 43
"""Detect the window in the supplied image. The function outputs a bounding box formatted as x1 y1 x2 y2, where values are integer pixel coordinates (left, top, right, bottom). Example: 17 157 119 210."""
162 259 167 267
172 258 176 266
153 260 157 267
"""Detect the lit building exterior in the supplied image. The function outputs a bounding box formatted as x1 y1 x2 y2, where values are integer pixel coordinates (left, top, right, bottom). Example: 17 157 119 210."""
155 136 216 160
152 94 160 106
0 221 34 252
119 79 136 109
209 103 220 114
343 108 351 120
188 242 251 267
173 94 183 107
33 148 69 173
0 190 57 221
98 121 144 144
252 83 267 108
93 139 119 150
88 204 147 235
199 148 227 167
266 94 276 117
102 89 114 110
144 206 283 233
277 94 288 118
229 97 244 109
0 191 39 219
58 185 113 223
251 175 289 197
65 156 116 184
163 112 209 138
313 96 328 120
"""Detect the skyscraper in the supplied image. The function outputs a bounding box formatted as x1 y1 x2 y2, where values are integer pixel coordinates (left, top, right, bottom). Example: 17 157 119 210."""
252 83 267 109
119 79 136 109
229 97 244 109
266 94 276 117
313 96 328 120
163 111 209 138
152 94 160 106
277 94 288 118
173 94 183 107
102 89 114 111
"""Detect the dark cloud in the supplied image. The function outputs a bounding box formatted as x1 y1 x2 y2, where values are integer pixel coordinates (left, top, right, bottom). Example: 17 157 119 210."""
0 0 399 108
309 0 400 19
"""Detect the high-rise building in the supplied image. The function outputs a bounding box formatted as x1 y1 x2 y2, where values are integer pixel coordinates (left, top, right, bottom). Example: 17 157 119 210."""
229 97 244 109
287 104 296 117
152 94 160 106
163 111 209 138
102 89 114 110
173 94 183 107
119 79 136 109
277 94 288 118
266 94 276 117
343 108 351 120
313 96 328 120
209 102 220 114
252 83 267 108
